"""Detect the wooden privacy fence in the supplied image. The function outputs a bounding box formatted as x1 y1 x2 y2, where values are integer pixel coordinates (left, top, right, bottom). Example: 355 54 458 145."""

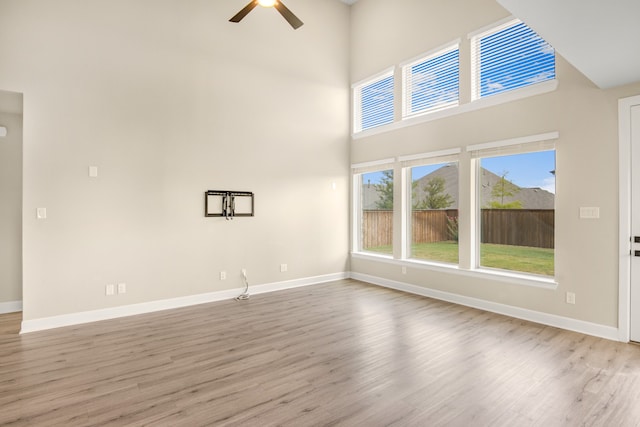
362 209 554 249
412 209 458 245
480 209 554 249
362 210 393 248
362 210 455 248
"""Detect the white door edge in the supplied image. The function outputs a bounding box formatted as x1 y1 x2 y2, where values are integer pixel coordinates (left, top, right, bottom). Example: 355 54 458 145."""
619 94 640 343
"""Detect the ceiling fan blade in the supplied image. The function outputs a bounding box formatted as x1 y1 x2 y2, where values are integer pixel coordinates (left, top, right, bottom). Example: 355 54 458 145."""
274 1 304 29
229 1 258 23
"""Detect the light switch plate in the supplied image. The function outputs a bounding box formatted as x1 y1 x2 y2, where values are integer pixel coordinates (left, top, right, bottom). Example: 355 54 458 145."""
89 166 98 178
36 208 47 219
580 207 600 219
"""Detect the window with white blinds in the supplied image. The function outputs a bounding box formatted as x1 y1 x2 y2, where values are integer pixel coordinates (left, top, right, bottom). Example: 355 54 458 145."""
471 19 555 100
402 43 460 118
353 69 395 133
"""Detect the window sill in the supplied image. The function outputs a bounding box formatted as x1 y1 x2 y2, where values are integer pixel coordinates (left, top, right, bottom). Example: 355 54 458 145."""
351 252 558 290
352 79 558 140
355 251 394 260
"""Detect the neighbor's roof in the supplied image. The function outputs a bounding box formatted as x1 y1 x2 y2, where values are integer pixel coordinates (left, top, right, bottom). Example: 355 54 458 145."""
362 164 554 210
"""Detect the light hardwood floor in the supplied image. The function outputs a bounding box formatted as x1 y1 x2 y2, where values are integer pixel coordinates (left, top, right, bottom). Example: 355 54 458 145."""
1 279 640 426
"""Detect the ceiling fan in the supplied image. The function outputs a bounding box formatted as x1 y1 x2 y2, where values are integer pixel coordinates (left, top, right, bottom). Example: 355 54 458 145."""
229 0 304 30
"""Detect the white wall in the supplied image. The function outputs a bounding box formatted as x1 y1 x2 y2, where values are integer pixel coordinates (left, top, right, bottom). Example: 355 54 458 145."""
0 107 22 307
349 0 640 328
0 0 350 321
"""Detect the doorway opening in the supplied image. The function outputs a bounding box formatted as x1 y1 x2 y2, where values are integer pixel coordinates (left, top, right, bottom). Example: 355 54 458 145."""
0 89 23 325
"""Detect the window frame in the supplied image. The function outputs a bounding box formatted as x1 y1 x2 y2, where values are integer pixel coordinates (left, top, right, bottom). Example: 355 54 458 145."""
351 133 559 288
351 158 396 256
352 68 395 134
401 40 461 119
350 18 558 139
468 133 558 278
400 149 461 265
470 17 556 101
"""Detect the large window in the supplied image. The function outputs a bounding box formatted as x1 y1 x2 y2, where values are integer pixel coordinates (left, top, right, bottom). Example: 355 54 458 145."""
352 133 557 282
353 70 395 133
359 169 394 255
475 147 556 277
471 19 555 100
351 19 556 135
402 44 460 118
409 162 459 264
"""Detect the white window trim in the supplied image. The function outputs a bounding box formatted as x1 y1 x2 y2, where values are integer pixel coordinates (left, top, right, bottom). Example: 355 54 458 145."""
352 67 395 134
351 67 396 89
467 16 519 40
403 152 461 265
351 160 395 254
469 17 520 101
399 39 462 69
352 252 558 290
351 157 396 172
352 174 363 255
398 148 461 163
352 79 557 140
400 166 410 260
401 39 461 119
469 17 555 102
351 132 559 288
467 131 559 153
469 132 558 276
352 16 557 139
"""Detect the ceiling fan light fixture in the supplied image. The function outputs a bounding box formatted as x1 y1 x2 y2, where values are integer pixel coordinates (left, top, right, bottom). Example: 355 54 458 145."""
229 0 303 29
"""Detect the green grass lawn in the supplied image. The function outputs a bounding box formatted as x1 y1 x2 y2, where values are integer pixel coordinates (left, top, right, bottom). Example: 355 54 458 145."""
364 241 554 276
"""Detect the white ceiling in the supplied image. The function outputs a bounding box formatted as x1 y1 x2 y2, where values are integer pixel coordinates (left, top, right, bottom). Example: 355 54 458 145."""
497 0 640 89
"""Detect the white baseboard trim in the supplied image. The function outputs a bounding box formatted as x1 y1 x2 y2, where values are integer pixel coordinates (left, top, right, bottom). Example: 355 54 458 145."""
21 272 348 334
248 272 349 295
0 300 22 314
350 272 621 342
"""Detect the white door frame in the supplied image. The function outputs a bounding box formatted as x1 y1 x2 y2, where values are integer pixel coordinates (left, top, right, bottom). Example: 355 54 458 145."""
619 94 640 343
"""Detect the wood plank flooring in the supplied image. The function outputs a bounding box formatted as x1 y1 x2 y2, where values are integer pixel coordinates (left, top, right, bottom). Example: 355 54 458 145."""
1 279 640 426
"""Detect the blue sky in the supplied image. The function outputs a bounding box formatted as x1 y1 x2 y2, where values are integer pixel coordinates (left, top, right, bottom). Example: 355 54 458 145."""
480 21 555 97
360 21 554 131
362 150 556 194
410 48 459 113
360 20 557 193
480 151 555 193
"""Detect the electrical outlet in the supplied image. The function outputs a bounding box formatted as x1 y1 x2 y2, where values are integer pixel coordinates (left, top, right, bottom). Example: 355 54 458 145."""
220 271 227 280
117 283 127 294
36 208 47 219
280 264 288 272
105 284 115 296
566 292 576 305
